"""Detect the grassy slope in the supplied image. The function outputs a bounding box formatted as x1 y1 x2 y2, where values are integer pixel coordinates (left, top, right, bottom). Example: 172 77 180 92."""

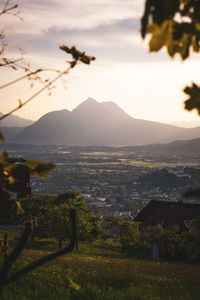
1 235 200 300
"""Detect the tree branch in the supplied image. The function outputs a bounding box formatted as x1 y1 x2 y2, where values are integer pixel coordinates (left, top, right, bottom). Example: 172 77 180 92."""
0 68 60 90
0 65 72 122
0 0 18 16
0 221 33 293
1 209 76 288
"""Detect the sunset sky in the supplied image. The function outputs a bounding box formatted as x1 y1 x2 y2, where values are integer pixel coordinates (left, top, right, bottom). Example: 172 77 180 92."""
1 0 200 125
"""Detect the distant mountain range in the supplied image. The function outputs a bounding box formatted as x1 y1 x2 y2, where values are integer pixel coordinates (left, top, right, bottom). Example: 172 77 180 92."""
0 113 34 127
124 138 200 154
1 98 200 146
168 121 200 128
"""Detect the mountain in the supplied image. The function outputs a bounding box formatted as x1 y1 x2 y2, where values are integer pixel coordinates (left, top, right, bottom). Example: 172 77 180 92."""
16 109 86 145
0 113 34 127
169 121 200 128
1 127 26 142
130 138 200 154
11 98 200 146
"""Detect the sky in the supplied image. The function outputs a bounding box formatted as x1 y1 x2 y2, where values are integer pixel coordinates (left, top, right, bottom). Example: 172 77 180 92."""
1 0 200 125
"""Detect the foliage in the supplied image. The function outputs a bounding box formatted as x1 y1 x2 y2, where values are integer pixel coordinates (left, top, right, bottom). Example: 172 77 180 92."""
184 83 200 115
14 192 102 249
181 218 200 261
60 45 95 66
50 191 102 248
104 215 140 255
11 195 55 228
0 210 77 297
0 152 55 201
141 0 200 114
44 203 73 249
24 160 54 179
143 219 200 261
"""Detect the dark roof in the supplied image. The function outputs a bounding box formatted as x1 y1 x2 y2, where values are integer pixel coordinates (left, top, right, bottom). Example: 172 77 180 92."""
134 200 200 230
7 157 26 164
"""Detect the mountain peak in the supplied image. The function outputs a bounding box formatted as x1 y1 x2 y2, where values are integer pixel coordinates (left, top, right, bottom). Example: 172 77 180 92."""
72 98 100 114
101 101 125 114
85 97 98 104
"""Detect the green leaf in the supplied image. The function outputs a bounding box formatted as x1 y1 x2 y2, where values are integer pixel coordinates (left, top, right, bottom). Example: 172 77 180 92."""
148 21 169 52
184 83 200 114
192 36 199 52
66 277 80 291
25 159 54 179
16 201 24 215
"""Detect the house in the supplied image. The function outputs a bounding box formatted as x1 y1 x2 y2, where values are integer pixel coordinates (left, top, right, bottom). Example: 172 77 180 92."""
134 200 200 230
0 157 31 224
134 200 200 260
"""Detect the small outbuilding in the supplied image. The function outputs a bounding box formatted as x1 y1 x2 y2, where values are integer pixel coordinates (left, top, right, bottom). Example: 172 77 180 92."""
134 200 200 230
134 200 200 260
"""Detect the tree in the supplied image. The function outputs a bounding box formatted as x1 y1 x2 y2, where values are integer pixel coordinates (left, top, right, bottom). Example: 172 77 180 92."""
141 0 200 115
143 224 184 259
11 194 56 240
54 191 101 249
45 203 73 249
104 214 140 255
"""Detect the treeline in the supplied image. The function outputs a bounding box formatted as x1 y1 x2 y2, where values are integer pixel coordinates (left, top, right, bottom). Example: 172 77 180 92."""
13 192 200 262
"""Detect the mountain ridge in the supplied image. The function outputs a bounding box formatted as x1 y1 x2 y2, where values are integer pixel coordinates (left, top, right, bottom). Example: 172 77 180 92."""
6 98 200 146
0 112 34 127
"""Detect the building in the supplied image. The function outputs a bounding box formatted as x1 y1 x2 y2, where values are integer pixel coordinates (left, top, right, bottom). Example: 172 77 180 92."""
134 200 200 230
134 200 200 260
0 158 31 224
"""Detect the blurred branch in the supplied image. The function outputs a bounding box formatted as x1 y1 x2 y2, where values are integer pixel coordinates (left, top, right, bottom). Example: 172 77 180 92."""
0 1 18 16
0 210 76 293
0 45 95 122
0 67 70 122
0 68 60 90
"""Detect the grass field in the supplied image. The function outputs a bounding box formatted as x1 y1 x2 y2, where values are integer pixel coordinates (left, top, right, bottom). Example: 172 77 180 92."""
1 232 200 300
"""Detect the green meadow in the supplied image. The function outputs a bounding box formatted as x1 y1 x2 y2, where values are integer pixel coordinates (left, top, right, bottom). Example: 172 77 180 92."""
1 233 200 300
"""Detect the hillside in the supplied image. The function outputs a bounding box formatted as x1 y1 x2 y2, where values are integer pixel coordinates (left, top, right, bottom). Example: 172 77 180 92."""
6 98 200 146
130 138 200 154
0 112 34 127
1 233 199 300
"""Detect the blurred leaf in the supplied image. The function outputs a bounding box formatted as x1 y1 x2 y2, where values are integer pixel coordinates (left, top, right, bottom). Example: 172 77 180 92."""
8 175 15 184
60 45 95 64
148 21 170 52
192 36 200 52
0 151 8 164
184 83 200 114
66 277 80 291
80 55 95 65
16 201 24 215
25 159 54 179
0 130 5 143
141 0 200 59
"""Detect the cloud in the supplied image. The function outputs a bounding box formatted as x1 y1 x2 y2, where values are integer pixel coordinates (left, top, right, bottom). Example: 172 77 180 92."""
1 2 184 77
